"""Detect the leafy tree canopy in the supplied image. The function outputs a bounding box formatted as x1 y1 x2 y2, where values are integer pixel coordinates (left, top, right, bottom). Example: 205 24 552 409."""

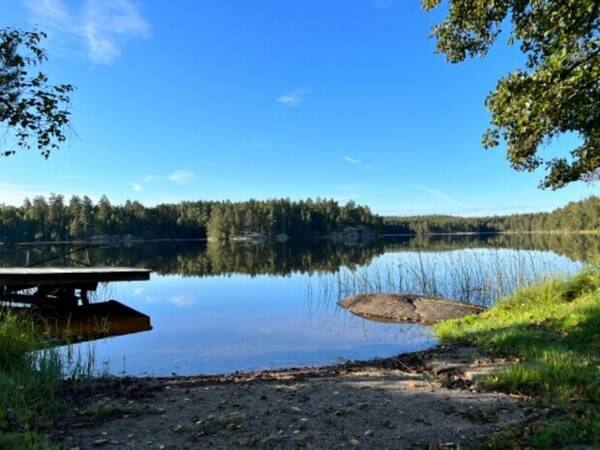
0 28 73 158
423 0 600 189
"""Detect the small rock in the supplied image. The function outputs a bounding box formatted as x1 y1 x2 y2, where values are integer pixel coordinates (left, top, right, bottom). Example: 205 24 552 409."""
350 438 360 447
93 439 109 447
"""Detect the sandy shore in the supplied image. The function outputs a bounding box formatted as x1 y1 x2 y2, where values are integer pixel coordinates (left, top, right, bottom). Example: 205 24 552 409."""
51 345 539 450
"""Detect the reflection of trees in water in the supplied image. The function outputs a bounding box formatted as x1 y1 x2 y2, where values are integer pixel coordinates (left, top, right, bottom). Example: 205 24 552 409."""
0 241 385 277
0 233 595 277
385 233 600 262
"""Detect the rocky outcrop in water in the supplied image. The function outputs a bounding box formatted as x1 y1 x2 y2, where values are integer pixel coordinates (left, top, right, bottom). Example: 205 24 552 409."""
338 293 485 324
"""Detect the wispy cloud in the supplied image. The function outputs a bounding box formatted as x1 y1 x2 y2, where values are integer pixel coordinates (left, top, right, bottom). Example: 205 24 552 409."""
276 88 310 107
0 183 49 205
168 169 195 184
413 184 465 207
381 203 562 217
128 174 157 192
129 182 143 192
24 0 150 64
128 171 192 191
344 156 374 171
0 182 109 205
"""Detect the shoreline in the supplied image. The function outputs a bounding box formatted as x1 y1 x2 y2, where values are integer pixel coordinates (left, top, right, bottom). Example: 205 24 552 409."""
52 343 533 450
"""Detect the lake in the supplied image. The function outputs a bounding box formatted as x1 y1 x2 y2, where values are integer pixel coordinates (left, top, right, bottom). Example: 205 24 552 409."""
0 233 594 376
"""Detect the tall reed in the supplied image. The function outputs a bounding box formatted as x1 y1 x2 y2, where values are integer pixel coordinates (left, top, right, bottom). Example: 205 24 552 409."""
307 249 580 308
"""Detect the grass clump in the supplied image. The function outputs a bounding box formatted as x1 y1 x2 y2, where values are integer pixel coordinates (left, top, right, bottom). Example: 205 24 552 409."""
435 263 600 448
0 312 61 450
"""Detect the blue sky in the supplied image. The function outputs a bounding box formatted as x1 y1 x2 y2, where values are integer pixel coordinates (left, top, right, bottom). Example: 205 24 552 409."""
1 0 597 216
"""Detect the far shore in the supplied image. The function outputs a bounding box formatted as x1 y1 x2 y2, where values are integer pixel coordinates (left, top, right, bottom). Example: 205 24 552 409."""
6 229 600 247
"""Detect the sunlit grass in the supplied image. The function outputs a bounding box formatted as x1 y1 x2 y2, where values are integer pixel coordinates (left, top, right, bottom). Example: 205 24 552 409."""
435 262 600 448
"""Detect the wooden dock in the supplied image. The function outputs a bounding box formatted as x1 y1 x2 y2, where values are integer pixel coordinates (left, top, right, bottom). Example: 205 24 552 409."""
0 267 151 306
0 267 151 287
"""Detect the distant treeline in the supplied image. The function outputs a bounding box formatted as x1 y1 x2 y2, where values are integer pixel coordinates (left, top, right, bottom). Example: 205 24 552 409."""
0 196 381 243
1 195 598 244
383 196 600 235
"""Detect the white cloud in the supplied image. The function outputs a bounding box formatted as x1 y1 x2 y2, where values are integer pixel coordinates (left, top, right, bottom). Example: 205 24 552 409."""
128 171 192 191
129 182 143 192
344 156 374 171
413 184 465 207
0 183 49 205
168 169 195 184
276 88 310 107
24 0 150 65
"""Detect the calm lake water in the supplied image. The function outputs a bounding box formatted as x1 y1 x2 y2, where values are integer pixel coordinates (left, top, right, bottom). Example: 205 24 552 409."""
1 234 594 376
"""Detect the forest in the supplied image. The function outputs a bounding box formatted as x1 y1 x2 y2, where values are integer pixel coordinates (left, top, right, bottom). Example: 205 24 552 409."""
383 196 600 235
0 195 598 243
0 196 381 243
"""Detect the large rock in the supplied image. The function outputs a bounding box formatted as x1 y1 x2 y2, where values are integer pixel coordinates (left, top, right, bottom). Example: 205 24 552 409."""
338 293 485 324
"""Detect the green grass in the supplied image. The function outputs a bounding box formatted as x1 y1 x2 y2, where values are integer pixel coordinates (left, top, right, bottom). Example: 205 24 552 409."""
435 262 600 448
0 313 62 450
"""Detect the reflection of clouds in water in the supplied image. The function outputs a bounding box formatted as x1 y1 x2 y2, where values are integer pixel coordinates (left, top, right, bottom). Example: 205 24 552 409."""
170 294 194 307
30 244 584 377
132 287 144 296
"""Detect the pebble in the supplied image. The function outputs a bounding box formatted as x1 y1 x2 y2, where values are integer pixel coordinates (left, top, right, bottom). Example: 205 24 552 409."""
93 439 109 447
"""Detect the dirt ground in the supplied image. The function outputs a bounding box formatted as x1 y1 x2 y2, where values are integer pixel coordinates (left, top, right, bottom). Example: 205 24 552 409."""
51 345 537 450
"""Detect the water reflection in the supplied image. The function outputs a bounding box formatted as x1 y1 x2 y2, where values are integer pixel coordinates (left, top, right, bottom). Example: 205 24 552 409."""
3 301 152 345
0 234 590 375
2 233 598 276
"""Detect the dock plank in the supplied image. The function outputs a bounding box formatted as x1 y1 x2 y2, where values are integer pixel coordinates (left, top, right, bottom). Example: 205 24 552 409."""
0 267 151 287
